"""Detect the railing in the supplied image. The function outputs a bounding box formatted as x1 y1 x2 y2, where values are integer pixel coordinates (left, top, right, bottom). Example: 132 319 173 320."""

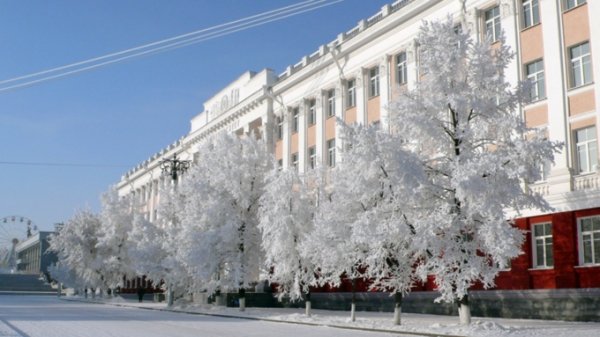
574 173 600 191
529 182 550 197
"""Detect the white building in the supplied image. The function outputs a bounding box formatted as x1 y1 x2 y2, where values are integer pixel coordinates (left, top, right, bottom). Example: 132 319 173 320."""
118 0 600 319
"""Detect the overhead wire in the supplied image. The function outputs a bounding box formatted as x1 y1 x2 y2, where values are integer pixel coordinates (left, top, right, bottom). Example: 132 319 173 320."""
0 0 344 93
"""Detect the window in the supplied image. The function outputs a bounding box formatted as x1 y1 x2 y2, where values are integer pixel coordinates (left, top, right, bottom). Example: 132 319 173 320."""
327 139 336 167
396 52 408 85
575 126 597 174
532 223 553 268
484 6 501 42
308 146 316 170
346 79 356 108
307 99 316 125
369 66 380 97
277 159 283 171
292 107 299 133
291 153 299 172
565 0 586 10
526 59 545 101
579 216 600 265
522 0 539 28
276 116 283 140
326 89 336 118
569 42 593 88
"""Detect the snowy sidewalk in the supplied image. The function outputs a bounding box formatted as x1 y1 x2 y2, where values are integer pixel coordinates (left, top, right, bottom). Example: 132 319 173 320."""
61 296 600 337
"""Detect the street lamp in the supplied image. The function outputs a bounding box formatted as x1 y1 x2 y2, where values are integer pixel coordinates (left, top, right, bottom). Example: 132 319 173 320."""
160 154 191 181
159 153 190 307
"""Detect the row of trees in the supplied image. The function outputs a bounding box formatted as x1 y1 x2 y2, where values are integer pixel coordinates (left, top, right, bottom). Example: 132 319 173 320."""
49 19 559 325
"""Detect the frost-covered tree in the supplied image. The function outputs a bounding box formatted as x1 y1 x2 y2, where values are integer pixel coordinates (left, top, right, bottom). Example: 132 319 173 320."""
96 187 137 289
177 133 271 310
335 124 427 325
259 167 317 316
49 209 105 292
389 18 560 325
129 185 192 304
306 125 425 324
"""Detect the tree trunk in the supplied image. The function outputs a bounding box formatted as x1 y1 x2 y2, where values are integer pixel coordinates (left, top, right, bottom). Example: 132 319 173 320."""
458 294 471 325
239 287 246 311
167 284 174 307
393 292 402 325
304 291 312 317
350 278 357 322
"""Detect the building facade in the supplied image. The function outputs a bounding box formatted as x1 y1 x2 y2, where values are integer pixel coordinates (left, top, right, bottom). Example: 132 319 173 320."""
117 0 600 319
16 231 58 278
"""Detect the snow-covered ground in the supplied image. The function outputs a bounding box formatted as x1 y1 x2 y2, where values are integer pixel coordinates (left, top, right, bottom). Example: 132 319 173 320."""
69 295 600 337
1 295 599 337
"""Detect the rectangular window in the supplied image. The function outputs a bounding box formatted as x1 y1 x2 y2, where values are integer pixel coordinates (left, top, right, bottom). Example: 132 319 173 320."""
396 52 408 85
532 223 553 268
327 139 336 168
565 0 586 11
307 99 316 125
326 89 336 118
575 126 598 174
276 116 283 140
292 107 299 133
526 59 545 101
308 146 316 170
522 0 540 28
569 42 593 88
369 66 380 98
346 79 356 108
579 216 600 265
485 6 501 42
277 159 283 171
291 152 299 172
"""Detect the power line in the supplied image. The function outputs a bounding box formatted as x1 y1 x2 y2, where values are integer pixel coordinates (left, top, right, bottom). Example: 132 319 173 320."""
0 0 344 93
0 161 131 168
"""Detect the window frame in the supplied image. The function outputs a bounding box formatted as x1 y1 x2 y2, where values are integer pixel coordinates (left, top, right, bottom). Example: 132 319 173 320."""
326 139 336 168
522 0 540 29
574 126 598 174
532 222 554 268
525 59 546 102
307 99 317 126
396 52 408 85
346 79 356 108
291 107 300 134
369 66 380 98
564 0 586 11
291 152 299 172
569 42 593 89
326 89 336 118
577 215 600 266
484 5 502 42
308 146 316 170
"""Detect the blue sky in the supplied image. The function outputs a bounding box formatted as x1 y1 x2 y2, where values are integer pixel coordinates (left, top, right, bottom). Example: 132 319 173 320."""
0 0 392 232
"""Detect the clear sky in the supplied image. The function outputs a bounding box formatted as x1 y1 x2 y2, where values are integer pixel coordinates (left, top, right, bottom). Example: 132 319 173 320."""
0 0 392 232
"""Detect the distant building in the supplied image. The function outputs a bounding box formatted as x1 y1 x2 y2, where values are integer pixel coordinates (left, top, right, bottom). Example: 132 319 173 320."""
16 231 57 277
117 0 600 320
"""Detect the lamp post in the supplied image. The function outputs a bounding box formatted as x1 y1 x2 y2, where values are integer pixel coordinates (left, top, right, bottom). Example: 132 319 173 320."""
159 153 190 306
160 154 191 182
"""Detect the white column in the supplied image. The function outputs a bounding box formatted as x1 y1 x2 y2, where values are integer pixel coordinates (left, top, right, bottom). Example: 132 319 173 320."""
315 93 325 166
379 55 391 130
299 102 307 173
540 0 572 193
355 70 366 125
334 81 345 162
281 106 290 168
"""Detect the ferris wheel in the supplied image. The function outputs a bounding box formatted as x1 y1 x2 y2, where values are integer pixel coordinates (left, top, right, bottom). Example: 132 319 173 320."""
0 215 37 273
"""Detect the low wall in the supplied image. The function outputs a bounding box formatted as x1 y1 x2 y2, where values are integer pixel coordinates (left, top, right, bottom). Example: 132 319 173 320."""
221 289 600 322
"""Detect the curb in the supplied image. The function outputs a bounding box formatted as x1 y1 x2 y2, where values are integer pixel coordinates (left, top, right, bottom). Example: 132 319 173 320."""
60 297 466 337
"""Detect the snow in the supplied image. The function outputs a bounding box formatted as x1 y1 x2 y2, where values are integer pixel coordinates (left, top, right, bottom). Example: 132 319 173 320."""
3 294 594 337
